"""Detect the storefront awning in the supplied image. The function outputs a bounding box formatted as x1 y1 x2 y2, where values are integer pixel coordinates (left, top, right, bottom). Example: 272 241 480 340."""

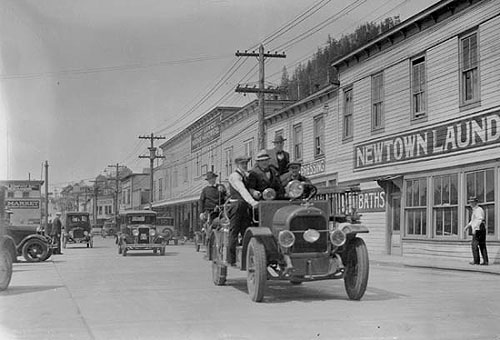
376 175 403 190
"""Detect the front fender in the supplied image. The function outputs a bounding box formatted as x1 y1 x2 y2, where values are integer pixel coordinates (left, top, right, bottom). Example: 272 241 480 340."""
241 227 278 271
17 234 50 254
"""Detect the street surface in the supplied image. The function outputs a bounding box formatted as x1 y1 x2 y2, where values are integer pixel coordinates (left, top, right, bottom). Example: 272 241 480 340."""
1 237 499 340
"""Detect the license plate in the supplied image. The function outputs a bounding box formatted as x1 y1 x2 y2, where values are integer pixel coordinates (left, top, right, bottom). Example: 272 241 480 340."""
140 234 148 240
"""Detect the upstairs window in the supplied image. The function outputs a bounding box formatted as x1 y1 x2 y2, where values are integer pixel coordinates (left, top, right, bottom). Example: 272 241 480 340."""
343 88 353 139
293 123 303 161
371 72 384 131
411 56 426 118
224 147 233 177
313 115 325 157
460 31 480 105
244 138 254 168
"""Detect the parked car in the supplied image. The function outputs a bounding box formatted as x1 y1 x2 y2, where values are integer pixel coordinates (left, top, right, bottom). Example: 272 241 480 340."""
156 216 178 245
117 210 166 256
208 181 369 302
62 212 93 248
102 219 117 237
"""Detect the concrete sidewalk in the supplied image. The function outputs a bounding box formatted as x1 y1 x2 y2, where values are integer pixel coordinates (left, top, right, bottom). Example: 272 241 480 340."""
370 253 500 275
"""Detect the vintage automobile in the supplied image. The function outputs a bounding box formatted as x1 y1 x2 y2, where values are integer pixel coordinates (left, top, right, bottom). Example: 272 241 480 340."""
62 212 93 248
117 210 166 256
155 216 179 245
102 218 118 238
208 181 369 302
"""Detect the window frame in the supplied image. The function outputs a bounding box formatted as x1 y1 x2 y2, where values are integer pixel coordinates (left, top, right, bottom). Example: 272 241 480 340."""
411 55 427 120
313 114 325 158
224 147 233 178
459 30 480 108
465 168 495 236
244 138 254 168
371 72 384 132
292 123 303 161
432 173 459 238
343 87 353 140
405 178 428 237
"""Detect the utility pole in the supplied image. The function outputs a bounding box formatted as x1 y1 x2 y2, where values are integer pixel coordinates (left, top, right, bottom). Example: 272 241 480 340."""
89 180 105 227
107 163 124 224
235 44 286 150
139 133 165 209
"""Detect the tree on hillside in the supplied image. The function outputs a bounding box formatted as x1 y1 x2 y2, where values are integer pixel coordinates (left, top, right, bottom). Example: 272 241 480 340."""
280 16 400 100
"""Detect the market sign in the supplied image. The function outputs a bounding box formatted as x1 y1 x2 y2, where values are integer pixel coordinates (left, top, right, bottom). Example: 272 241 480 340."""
354 110 500 170
301 158 325 177
357 188 385 213
6 199 40 209
191 115 220 152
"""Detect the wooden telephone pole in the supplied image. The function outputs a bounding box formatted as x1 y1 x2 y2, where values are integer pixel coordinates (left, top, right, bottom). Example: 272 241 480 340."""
139 133 165 209
107 163 124 223
235 44 286 150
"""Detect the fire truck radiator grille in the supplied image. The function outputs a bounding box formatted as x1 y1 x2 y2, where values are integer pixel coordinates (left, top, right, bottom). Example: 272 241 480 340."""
289 216 328 253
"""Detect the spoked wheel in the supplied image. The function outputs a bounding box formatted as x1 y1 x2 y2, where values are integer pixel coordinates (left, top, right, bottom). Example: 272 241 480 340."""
246 238 267 302
22 239 49 263
0 250 13 291
211 236 226 286
343 237 369 300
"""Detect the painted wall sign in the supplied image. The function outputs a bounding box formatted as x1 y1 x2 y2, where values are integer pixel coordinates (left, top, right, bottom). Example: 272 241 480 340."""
357 189 385 213
6 199 40 209
354 110 500 170
301 158 326 177
191 115 221 152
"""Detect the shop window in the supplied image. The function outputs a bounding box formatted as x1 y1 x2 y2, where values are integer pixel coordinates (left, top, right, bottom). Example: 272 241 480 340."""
466 169 495 235
293 123 303 161
433 174 458 237
411 56 426 119
371 72 384 131
343 88 353 139
405 178 427 236
313 115 325 157
459 30 480 106
22 191 30 198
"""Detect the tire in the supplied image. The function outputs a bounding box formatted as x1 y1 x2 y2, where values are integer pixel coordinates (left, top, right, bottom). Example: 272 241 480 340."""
246 238 267 302
40 248 52 262
211 237 226 286
344 237 369 301
0 250 13 291
22 239 49 263
160 247 165 256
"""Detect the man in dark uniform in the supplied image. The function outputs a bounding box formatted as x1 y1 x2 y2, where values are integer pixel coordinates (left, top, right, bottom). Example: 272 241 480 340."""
51 212 62 255
266 135 290 175
227 155 259 266
280 162 311 187
199 171 227 222
248 150 285 200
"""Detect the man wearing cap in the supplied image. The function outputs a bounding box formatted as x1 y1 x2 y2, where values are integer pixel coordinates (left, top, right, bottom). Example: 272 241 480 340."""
51 212 63 255
280 162 311 188
199 171 227 221
227 155 259 266
464 197 489 265
248 150 285 200
266 135 290 175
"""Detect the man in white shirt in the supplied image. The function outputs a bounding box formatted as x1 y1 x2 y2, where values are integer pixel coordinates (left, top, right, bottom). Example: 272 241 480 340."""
227 155 259 266
464 196 489 265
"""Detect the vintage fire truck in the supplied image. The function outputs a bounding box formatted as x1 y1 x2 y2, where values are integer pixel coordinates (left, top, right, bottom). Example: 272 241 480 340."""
208 181 369 302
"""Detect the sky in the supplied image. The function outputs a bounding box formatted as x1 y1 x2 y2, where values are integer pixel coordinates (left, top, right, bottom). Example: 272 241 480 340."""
0 0 440 190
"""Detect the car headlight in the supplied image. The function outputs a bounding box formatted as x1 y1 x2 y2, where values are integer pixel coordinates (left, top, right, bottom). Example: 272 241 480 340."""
262 188 276 200
303 229 320 243
149 229 156 236
84 231 89 236
278 230 295 248
132 229 139 236
330 229 346 247
286 180 304 199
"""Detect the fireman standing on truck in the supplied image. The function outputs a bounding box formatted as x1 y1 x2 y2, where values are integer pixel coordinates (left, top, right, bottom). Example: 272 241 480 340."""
227 155 259 266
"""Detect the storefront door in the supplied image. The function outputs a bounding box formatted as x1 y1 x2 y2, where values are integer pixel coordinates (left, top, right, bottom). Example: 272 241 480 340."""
389 194 401 255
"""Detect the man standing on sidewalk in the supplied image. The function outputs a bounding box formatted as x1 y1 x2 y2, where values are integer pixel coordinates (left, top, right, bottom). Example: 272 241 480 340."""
464 196 488 265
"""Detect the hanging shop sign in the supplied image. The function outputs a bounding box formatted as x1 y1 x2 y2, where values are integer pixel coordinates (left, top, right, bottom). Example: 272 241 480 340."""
354 110 500 170
357 188 385 213
301 158 326 177
191 115 221 152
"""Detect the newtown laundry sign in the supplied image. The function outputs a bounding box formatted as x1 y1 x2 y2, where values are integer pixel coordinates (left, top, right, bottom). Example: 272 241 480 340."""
354 110 500 170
